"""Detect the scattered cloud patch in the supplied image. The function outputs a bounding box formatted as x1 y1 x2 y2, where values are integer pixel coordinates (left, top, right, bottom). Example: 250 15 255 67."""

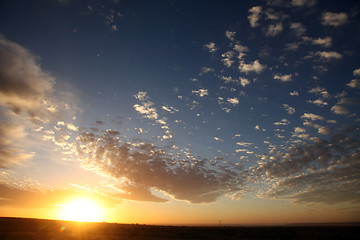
283 104 295 114
266 23 283 37
322 12 348 26
291 0 317 7
239 60 265 74
192 88 209 97
248 6 263 28
204 42 218 53
274 73 292 82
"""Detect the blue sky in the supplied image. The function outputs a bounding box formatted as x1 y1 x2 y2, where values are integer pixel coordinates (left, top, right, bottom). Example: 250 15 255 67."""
0 0 360 224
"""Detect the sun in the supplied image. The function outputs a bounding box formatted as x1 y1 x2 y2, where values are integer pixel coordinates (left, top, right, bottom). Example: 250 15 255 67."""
59 197 104 222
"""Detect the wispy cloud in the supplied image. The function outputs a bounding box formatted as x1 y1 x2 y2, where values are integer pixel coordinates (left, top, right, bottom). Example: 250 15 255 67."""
266 23 283 37
291 0 317 7
204 42 218 53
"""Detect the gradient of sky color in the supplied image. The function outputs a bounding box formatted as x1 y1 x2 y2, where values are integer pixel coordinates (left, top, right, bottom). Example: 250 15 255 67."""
0 0 360 225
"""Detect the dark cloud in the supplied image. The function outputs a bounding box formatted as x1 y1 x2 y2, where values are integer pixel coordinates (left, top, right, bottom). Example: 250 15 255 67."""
0 34 54 115
256 127 360 204
75 128 245 203
0 122 32 168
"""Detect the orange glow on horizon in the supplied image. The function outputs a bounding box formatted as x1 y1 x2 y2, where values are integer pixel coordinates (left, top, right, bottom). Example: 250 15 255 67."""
58 197 105 222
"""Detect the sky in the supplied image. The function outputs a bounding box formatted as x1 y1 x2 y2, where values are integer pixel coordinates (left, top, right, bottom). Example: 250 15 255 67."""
0 0 360 225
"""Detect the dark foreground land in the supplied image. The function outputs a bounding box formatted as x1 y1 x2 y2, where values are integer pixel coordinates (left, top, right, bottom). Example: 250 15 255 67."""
1 217 359 240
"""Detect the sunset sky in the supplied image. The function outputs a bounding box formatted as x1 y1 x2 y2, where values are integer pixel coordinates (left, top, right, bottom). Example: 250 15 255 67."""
1 0 360 225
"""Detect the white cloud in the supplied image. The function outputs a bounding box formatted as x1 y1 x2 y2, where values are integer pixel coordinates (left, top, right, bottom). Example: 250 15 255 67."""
214 137 224 142
266 23 283 36
274 118 290 126
221 51 235 67
283 104 295 114
303 36 332 47
331 105 349 115
290 22 306 36
308 87 329 98
274 73 292 82
134 91 149 101
305 51 342 61
291 0 317 7
347 79 360 89
301 113 324 121
225 30 236 41
353 68 360 76
192 88 209 97
322 12 348 26
134 101 158 120
294 127 306 133
227 97 239 106
289 91 299 96
316 51 342 60
239 60 265 74
248 6 262 28
307 98 328 107
199 67 214 75
240 77 250 87
204 42 218 53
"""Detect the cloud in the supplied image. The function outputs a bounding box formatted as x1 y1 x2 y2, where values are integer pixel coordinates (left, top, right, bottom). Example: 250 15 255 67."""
221 51 235 67
307 98 328 107
192 88 209 97
240 77 250 87
291 0 317 7
0 122 33 168
305 51 342 61
274 73 292 82
75 129 244 203
248 6 262 28
225 31 236 41
274 118 290 126
239 60 265 74
0 35 55 115
347 79 360 89
308 86 329 98
199 67 214 75
283 104 295 114
266 23 283 37
0 35 74 168
290 22 306 37
331 105 350 115
301 113 324 121
316 51 342 60
353 68 360 76
227 97 239 106
133 92 158 119
257 126 360 204
289 91 299 96
204 42 218 53
303 36 332 47
322 12 348 26
318 126 331 135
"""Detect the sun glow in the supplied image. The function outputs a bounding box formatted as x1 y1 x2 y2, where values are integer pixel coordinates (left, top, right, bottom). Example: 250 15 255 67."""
59 197 104 222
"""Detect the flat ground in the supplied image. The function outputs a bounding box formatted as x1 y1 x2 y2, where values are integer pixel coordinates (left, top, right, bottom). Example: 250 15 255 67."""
0 217 359 240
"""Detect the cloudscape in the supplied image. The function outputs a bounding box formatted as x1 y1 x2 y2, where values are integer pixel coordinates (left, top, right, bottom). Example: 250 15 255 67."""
0 0 359 225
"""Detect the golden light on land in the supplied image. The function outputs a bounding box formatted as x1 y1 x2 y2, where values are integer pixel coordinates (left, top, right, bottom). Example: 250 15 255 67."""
59 197 104 222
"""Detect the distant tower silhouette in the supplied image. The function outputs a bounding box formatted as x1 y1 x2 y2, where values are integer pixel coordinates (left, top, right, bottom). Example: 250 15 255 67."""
219 220 221 226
